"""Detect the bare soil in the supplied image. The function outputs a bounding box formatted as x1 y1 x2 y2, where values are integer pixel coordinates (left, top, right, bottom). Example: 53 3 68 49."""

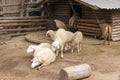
0 32 120 80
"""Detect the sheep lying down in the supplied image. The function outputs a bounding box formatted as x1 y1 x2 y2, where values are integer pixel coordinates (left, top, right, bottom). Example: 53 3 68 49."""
31 48 56 69
27 43 56 69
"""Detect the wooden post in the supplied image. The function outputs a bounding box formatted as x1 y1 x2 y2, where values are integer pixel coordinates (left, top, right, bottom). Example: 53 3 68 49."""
69 0 77 16
60 64 92 80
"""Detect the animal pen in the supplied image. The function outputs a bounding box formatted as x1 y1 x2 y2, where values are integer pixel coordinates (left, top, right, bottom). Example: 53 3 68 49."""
0 0 120 41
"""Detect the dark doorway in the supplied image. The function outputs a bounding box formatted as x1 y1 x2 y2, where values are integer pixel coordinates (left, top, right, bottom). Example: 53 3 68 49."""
70 5 82 18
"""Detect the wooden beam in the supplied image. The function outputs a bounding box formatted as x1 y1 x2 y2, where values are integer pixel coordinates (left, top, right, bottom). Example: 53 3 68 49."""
0 27 45 32
0 16 46 20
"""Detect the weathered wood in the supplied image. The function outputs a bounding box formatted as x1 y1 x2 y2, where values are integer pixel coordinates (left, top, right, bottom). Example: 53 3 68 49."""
0 10 20 15
0 23 45 27
77 26 99 31
0 19 46 23
0 16 46 20
20 0 25 16
0 27 45 32
24 2 37 5
60 64 92 80
0 3 20 7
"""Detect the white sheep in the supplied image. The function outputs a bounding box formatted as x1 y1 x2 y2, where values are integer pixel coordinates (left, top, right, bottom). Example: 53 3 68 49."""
46 30 56 41
31 47 56 69
54 19 68 30
69 31 83 53
27 43 53 61
51 29 74 58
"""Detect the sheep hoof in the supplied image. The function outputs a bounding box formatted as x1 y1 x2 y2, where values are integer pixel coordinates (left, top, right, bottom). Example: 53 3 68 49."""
36 67 40 70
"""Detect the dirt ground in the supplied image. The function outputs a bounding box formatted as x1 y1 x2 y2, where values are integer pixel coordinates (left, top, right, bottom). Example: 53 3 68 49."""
0 32 120 80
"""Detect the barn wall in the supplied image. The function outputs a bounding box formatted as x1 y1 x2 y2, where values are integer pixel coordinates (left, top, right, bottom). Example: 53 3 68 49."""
48 0 70 24
1 0 21 17
111 9 120 41
76 6 113 38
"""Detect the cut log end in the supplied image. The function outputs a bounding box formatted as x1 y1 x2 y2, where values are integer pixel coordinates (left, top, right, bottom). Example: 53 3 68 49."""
60 64 92 80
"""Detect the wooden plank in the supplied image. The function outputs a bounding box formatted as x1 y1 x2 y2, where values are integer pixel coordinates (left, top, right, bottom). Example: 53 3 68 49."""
0 26 45 32
0 10 20 15
0 22 45 27
77 26 99 31
0 19 46 23
0 3 20 7
0 16 47 20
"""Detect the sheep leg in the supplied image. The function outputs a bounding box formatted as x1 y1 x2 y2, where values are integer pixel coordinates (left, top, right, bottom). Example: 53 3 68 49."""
108 33 111 45
56 50 59 56
77 43 81 53
71 48 74 53
37 62 50 70
104 36 107 45
60 45 64 58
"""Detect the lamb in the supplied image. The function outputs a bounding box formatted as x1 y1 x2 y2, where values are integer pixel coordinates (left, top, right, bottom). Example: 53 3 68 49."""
99 23 112 45
46 30 56 41
51 29 74 58
68 31 83 53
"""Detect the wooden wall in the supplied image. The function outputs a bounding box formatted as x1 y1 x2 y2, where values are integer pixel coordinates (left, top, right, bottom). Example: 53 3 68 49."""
111 9 120 41
48 0 70 24
76 6 113 38
0 0 21 17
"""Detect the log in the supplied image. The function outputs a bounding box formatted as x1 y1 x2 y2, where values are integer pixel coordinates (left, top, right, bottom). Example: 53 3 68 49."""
60 64 92 80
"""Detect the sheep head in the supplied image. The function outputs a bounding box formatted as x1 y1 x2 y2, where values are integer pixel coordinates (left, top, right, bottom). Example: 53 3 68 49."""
31 57 42 68
51 40 60 52
27 45 38 53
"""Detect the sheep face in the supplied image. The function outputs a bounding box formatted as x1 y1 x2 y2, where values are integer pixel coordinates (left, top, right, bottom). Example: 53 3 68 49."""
51 41 60 52
27 45 36 53
31 57 42 68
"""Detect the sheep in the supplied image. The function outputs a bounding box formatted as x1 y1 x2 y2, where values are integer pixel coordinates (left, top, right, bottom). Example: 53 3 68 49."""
31 47 56 69
27 43 52 54
69 15 78 32
27 43 52 61
99 23 112 45
54 19 68 30
45 19 67 31
46 30 56 41
68 31 83 53
51 29 74 58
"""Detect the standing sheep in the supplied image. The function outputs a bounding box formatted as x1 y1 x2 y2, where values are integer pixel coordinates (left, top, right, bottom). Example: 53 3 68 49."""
99 23 112 45
68 31 83 53
51 29 74 58
46 30 56 41
69 15 78 32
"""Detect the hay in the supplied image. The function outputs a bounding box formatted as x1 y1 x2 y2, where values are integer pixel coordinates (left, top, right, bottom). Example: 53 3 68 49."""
25 31 52 44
